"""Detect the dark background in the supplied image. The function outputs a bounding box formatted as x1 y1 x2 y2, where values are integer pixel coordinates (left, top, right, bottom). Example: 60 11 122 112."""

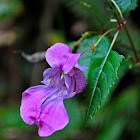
0 0 140 139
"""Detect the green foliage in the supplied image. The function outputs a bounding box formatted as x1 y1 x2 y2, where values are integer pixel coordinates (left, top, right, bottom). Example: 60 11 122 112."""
85 36 124 124
126 0 138 12
114 0 131 11
0 0 22 23
88 85 139 140
77 36 97 77
113 0 138 16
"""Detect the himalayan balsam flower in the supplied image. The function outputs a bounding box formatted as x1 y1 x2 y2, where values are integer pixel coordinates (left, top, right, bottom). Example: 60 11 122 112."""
20 43 87 137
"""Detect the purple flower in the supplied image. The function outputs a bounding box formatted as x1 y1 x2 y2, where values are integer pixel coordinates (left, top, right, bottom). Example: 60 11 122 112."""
20 43 87 137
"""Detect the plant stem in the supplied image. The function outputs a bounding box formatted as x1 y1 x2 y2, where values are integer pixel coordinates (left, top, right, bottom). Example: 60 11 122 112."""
107 0 121 23
70 31 98 49
110 0 123 22
123 25 139 62
83 48 92 54
83 27 118 54
109 0 139 63
94 27 117 48
110 29 120 50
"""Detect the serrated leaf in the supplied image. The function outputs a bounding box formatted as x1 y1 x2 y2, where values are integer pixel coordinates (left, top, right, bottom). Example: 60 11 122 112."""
114 0 138 12
127 0 138 11
114 0 131 11
85 37 124 124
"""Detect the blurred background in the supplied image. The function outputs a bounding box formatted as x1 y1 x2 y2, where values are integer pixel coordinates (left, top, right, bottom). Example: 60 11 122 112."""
0 0 140 139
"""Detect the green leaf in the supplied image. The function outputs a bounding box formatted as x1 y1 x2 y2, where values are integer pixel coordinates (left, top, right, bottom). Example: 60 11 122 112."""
114 0 138 12
77 36 98 77
127 0 138 11
85 37 124 124
114 0 131 11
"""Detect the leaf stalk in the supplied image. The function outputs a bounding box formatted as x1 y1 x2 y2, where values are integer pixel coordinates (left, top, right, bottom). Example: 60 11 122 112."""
93 27 118 48
110 0 124 22
70 31 98 49
123 25 139 63
110 0 139 63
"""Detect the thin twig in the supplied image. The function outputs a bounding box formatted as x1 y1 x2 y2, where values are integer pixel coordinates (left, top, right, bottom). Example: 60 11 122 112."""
70 31 98 49
109 0 139 63
123 25 139 62
107 0 121 24
93 27 118 48
110 0 124 21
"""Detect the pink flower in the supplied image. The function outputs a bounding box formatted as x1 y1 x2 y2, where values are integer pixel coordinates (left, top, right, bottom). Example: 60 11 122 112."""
20 43 87 137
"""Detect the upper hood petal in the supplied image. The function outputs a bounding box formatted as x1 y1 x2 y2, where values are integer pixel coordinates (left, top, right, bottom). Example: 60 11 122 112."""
46 43 82 74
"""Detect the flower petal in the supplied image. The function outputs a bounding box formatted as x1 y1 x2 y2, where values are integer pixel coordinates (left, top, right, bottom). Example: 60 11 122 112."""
74 68 88 93
46 43 82 74
74 63 88 71
42 68 56 83
37 99 69 137
64 74 75 92
64 74 76 99
20 85 50 125
41 68 61 87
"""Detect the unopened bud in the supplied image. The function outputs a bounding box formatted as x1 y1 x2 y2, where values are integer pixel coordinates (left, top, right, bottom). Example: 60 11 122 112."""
110 19 118 22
